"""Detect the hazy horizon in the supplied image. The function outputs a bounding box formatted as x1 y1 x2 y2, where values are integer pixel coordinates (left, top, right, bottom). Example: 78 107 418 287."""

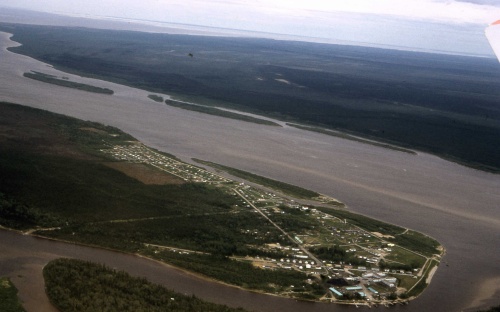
1 0 500 57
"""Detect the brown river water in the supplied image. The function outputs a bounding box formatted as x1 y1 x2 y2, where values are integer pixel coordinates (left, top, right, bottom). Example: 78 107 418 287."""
0 30 499 312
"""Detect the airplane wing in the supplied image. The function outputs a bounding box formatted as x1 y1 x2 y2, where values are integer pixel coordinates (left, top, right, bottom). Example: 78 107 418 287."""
485 20 500 63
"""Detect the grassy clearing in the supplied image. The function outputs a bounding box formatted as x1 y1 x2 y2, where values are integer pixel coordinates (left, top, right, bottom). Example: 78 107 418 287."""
23 71 114 94
315 207 440 257
407 259 439 297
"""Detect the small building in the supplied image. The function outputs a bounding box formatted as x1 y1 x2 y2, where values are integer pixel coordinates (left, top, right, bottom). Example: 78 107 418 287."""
368 287 379 295
329 287 343 298
345 286 363 291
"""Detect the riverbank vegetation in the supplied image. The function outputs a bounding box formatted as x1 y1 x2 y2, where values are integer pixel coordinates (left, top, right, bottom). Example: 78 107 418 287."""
142 250 320 295
43 258 247 312
3 24 499 172
287 123 416 154
165 100 281 127
23 71 114 94
0 277 26 312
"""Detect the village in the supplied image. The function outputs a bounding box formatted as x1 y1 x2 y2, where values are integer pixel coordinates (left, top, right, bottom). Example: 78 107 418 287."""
101 142 439 305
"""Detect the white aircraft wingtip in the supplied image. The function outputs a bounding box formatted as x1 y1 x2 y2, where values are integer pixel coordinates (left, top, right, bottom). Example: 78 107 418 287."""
485 20 500 63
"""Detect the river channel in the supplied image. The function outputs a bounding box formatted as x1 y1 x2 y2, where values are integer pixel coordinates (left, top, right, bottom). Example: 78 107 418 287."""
0 26 499 312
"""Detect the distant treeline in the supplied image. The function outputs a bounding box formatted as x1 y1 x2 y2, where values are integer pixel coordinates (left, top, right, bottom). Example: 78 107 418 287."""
3 24 499 172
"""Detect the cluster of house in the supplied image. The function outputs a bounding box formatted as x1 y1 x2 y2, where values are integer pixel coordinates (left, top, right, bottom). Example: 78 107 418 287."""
328 272 399 301
101 143 230 183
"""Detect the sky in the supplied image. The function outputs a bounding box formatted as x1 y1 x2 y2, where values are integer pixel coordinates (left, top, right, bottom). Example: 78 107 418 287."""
2 0 500 56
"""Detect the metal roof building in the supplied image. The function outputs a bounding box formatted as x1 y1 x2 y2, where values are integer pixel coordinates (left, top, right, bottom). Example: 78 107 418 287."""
345 286 363 291
329 287 343 297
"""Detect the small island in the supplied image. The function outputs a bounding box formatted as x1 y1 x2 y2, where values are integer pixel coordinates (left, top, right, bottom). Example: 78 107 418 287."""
148 94 164 102
165 99 281 127
23 71 114 94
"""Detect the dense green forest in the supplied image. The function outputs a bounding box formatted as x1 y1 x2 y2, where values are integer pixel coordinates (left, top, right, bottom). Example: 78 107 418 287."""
0 278 26 312
2 23 499 172
43 258 247 312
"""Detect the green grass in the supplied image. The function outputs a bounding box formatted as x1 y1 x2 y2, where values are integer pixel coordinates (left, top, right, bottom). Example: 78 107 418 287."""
390 231 441 258
0 278 26 312
193 159 321 199
407 259 438 297
43 258 247 312
383 246 426 269
315 207 404 236
23 71 114 94
165 100 281 127
315 207 440 257
397 275 418 290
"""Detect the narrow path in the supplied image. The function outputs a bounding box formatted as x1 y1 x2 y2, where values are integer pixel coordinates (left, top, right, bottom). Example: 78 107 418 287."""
233 188 328 275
